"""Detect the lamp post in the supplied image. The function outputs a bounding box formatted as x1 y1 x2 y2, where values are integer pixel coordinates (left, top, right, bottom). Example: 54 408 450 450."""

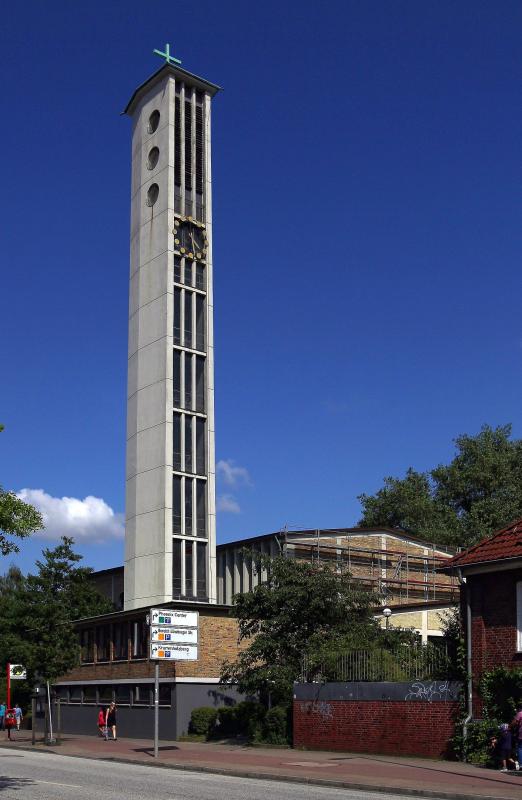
383 606 392 630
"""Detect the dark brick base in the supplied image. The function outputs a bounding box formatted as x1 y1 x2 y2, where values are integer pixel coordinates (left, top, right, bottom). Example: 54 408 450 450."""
293 699 459 758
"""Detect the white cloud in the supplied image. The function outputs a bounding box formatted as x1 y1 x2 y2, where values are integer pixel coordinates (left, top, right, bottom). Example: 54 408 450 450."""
217 494 241 514
216 459 252 487
16 489 124 543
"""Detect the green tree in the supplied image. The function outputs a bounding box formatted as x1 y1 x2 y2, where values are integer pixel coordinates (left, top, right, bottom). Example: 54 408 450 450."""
220 554 381 705
0 538 112 683
0 424 44 554
358 424 522 548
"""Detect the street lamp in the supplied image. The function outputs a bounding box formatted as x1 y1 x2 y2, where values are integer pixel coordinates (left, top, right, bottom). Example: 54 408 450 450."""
383 607 392 630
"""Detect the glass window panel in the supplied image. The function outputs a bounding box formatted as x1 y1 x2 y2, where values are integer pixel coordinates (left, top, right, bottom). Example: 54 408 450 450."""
159 685 172 706
184 291 192 348
184 260 193 287
195 264 205 292
113 622 128 661
173 350 181 408
185 353 193 409
56 687 69 701
174 256 181 284
133 685 151 705
196 419 205 476
83 685 97 703
173 412 182 471
115 685 131 704
99 685 114 704
132 620 148 659
185 415 193 473
80 629 94 663
185 540 194 596
173 539 182 598
195 294 205 352
69 686 82 703
173 476 182 535
96 625 110 662
174 288 181 345
195 356 205 413
197 542 207 599
185 478 193 537
196 480 206 538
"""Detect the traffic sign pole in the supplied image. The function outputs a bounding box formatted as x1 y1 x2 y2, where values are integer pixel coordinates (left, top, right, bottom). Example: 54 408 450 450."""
6 663 10 709
154 662 159 758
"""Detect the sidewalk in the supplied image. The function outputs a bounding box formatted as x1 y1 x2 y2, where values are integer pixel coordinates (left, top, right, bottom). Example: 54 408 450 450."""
1 732 521 800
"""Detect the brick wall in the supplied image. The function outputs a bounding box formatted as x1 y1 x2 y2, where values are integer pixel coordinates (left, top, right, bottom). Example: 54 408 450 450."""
293 698 458 758
467 568 522 714
59 611 241 683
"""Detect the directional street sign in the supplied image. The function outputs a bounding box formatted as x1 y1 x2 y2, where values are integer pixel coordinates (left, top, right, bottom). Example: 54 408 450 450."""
150 643 198 661
150 608 198 627
149 608 199 661
150 626 198 645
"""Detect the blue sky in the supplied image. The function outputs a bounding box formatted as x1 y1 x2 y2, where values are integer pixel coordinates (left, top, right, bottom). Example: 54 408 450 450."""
1 0 521 573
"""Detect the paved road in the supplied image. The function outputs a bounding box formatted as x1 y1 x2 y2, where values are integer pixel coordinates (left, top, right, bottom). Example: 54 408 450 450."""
0 750 431 800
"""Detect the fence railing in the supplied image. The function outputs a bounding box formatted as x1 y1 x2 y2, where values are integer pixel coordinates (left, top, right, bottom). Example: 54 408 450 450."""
301 644 453 683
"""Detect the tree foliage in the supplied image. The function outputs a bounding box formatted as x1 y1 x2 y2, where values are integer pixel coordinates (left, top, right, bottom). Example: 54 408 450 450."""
0 537 112 683
0 424 44 554
221 554 381 704
358 424 522 548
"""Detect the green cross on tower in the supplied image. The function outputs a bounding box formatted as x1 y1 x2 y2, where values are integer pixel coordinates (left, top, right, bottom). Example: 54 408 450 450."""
153 43 182 66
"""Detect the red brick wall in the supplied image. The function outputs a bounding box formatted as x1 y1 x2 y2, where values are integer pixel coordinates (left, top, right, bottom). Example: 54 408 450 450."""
293 699 458 758
467 569 522 714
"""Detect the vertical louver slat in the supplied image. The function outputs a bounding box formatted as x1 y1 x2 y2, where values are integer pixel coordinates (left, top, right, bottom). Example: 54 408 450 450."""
184 98 192 191
175 97 181 188
195 104 203 196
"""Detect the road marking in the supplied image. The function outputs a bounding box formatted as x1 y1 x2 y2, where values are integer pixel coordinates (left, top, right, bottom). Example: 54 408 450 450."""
35 779 83 788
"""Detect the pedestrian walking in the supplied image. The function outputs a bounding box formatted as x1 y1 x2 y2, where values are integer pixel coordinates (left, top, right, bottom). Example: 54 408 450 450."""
13 705 22 731
511 703 522 769
98 707 106 738
0 703 5 731
105 702 117 741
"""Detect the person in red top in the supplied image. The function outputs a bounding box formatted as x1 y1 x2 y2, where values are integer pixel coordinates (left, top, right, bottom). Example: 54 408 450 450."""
97 707 106 738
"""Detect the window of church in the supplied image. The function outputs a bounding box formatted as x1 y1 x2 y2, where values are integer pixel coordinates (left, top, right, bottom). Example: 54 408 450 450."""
184 292 193 349
173 412 182 471
80 629 94 663
196 419 205 476
195 263 205 292
195 294 205 352
83 685 97 704
147 146 159 170
115 685 131 704
147 183 159 207
173 539 182 597
133 685 151 705
197 542 208 599
113 622 129 661
185 477 193 536
185 540 194 595
174 256 181 284
173 288 181 345
131 620 148 659
184 259 193 287
173 476 182 534
148 109 160 134
184 353 193 408
96 625 111 662
185 415 193 473
173 350 181 408
196 482 206 538
195 356 205 412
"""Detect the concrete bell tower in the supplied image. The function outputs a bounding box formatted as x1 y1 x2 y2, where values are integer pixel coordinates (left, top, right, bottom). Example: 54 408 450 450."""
123 49 220 611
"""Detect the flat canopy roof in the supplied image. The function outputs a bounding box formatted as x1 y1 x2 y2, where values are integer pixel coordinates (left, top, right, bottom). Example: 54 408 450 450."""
124 63 221 116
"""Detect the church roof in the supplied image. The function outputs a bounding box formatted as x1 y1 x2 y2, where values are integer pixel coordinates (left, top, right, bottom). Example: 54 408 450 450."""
440 518 522 571
124 63 221 115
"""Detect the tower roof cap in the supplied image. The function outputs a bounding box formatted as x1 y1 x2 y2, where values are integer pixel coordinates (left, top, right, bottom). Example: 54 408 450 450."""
124 63 221 116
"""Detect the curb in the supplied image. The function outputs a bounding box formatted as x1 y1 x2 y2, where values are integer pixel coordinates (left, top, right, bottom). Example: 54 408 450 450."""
0 743 519 800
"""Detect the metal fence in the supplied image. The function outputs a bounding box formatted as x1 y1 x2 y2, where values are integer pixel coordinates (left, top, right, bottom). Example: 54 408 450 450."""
301 644 453 683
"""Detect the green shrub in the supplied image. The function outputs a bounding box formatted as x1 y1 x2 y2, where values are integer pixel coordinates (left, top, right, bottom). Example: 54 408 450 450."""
214 705 237 737
189 706 217 737
261 705 291 745
457 719 498 766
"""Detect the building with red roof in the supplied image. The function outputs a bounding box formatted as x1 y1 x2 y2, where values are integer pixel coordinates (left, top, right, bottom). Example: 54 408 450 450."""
441 519 522 715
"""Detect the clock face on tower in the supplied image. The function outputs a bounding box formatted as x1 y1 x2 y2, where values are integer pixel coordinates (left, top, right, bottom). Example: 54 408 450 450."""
173 217 207 261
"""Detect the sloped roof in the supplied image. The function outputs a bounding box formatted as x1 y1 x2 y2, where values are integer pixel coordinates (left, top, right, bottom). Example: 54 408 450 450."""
441 518 522 571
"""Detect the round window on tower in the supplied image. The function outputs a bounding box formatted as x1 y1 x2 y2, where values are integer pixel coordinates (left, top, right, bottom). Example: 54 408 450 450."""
147 147 160 171
147 183 159 207
148 110 160 134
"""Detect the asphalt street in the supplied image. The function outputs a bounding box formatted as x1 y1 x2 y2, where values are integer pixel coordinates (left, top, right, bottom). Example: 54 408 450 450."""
0 750 432 800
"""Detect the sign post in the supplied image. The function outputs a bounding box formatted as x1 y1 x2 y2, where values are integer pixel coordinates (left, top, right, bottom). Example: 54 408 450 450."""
149 609 198 758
